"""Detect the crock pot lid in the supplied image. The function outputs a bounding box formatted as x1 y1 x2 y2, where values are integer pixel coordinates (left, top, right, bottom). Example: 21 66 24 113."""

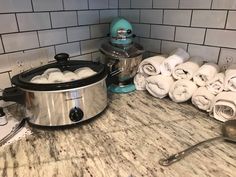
100 42 144 59
11 53 107 91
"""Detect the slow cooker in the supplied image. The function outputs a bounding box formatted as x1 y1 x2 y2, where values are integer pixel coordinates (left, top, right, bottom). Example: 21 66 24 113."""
1 53 108 127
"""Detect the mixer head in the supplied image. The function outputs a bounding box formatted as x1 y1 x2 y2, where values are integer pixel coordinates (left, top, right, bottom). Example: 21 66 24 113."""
110 17 134 45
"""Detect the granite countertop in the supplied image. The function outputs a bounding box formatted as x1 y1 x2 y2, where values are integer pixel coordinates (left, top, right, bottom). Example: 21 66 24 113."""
0 91 236 177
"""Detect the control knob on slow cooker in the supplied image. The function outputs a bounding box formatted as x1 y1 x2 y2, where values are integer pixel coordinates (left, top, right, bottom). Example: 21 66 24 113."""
69 107 84 122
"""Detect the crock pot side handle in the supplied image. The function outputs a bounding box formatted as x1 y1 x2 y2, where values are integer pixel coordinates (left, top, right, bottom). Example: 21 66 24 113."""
1 87 25 105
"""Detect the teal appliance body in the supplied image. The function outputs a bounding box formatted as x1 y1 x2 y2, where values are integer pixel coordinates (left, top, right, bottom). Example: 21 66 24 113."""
100 17 144 93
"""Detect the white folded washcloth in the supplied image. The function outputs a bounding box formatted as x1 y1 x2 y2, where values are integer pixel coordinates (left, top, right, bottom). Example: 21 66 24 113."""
138 55 166 76
146 75 174 99
172 57 203 80
134 73 148 90
160 48 190 76
224 64 236 92
206 72 225 95
191 87 215 112
193 63 220 87
169 79 198 103
209 92 236 122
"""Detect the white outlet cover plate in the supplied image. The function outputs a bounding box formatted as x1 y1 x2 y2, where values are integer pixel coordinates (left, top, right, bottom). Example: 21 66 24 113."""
218 48 236 71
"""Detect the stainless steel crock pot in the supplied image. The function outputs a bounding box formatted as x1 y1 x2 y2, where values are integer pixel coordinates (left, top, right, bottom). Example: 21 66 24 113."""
6 53 108 127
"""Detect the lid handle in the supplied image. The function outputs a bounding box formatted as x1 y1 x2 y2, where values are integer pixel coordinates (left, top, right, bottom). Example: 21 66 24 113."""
54 53 69 63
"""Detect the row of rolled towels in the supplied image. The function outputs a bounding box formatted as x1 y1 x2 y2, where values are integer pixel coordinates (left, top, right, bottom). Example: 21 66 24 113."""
134 48 236 122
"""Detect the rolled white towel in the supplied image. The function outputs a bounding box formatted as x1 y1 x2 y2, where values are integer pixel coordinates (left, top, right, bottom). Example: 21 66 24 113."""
160 48 190 76
134 73 148 91
146 75 174 99
209 92 236 122
169 79 198 103
193 63 220 87
206 72 225 95
191 87 215 112
172 57 203 80
138 55 166 76
224 64 236 91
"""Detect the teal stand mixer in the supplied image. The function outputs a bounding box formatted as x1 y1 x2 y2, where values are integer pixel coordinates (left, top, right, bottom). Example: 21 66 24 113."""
100 17 144 93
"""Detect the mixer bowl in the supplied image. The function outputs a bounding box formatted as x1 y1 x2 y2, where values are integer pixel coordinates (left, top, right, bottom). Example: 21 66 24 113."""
101 53 142 85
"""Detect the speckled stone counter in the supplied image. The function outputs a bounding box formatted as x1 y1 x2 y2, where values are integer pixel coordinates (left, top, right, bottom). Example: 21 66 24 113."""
0 91 236 177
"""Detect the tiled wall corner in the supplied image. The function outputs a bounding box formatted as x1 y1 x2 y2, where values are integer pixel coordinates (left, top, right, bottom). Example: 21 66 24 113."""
119 0 236 67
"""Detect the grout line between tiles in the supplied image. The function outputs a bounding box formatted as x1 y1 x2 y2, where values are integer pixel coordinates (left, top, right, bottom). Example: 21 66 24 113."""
62 0 65 10
224 10 229 29
217 48 222 64
36 31 40 47
30 0 34 12
0 35 5 53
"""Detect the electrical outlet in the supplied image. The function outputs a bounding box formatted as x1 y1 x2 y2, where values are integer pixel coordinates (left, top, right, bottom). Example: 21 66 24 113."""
225 56 233 64
218 49 236 71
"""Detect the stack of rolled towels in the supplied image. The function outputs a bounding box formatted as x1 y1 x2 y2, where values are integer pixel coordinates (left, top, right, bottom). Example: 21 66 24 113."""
134 48 236 122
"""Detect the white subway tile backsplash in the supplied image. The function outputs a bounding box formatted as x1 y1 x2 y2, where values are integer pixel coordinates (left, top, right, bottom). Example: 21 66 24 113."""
91 51 102 62
0 0 32 13
0 55 9 72
151 25 175 40
0 73 11 90
131 0 152 8
133 24 150 38
67 26 90 42
100 10 118 23
109 0 118 8
90 24 109 38
140 10 163 24
153 0 179 9
139 38 161 53
161 41 188 54
24 46 55 67
81 38 105 54
38 29 67 46
226 11 236 29
179 0 212 9
175 27 205 44
78 11 99 25
32 0 63 11
218 48 236 70
63 0 88 10
0 14 18 34
119 10 139 23
119 0 130 8
212 0 236 9
205 29 236 48
191 10 227 28
9 52 35 76
55 42 80 57
188 44 220 63
0 52 24 73
17 13 51 31
71 54 92 61
51 11 77 28
2 32 39 52
0 40 3 54
164 10 192 26
89 0 109 9
1 0 236 90
0 0 117 90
